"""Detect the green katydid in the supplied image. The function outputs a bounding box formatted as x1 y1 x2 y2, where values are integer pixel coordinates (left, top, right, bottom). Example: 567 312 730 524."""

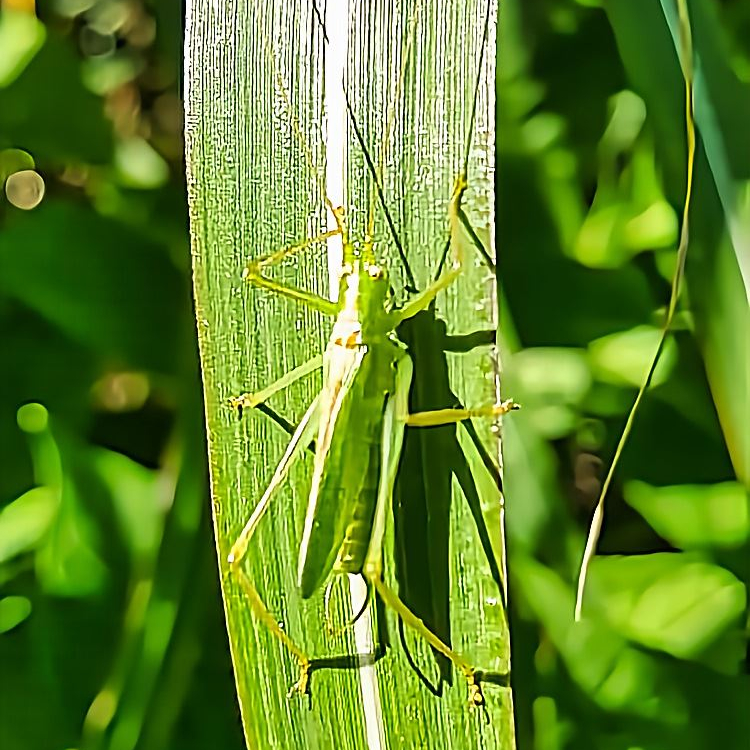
251 308 512 698
227 176 516 707
227 0 515 709
244 115 512 700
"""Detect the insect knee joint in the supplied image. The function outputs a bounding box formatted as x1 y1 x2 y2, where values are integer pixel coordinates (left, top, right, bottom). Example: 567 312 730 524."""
227 548 242 570
242 263 262 280
452 171 468 198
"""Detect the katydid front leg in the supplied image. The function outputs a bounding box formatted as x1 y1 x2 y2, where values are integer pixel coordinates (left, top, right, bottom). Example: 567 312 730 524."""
241 205 347 317
396 174 470 324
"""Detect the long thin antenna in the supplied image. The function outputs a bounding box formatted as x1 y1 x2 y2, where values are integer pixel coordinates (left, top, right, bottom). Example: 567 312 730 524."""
343 85 417 291
364 1 424 246
462 0 492 177
435 0 493 280
311 0 419 290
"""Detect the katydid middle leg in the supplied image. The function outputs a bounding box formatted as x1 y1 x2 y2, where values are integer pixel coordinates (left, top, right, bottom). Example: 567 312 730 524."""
230 355 324 412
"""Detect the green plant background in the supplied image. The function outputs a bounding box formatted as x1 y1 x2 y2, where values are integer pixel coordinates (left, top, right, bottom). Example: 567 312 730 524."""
0 1 747 750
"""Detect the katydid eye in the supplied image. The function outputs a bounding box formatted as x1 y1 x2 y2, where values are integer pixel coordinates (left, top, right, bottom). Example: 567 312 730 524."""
340 263 354 280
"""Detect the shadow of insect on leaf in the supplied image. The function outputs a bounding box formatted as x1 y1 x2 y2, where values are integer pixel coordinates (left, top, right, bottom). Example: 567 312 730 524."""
394 305 508 695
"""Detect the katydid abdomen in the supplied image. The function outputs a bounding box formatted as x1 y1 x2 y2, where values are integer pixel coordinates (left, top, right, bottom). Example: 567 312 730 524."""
297 333 407 598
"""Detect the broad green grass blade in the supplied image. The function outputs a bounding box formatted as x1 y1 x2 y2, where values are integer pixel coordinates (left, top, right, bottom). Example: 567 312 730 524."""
185 0 515 747
606 0 749 485
576 0 698 620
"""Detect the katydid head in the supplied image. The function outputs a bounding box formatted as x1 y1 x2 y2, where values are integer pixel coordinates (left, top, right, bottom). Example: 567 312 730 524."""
338 258 389 306
336 241 392 330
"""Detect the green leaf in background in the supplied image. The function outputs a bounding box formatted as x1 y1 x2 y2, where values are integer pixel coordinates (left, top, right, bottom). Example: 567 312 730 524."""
0 596 32 633
573 89 680 268
114 138 170 190
625 480 750 549
0 146 35 181
511 347 591 438
512 555 687 722
0 10 45 87
35 473 108 597
589 553 746 664
0 5 244 750
607 0 750 485
0 486 58 564
0 35 111 162
92 447 164 556
500 2 748 746
588 325 678 388
0 201 185 373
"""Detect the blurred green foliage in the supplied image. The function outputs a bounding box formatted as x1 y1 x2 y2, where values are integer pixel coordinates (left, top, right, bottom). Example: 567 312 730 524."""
0 1 746 750
0 2 244 750
498 1 749 749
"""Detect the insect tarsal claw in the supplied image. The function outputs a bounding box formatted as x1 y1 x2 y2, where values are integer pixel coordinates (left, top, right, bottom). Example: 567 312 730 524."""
467 676 486 712
287 660 313 703
495 398 520 415
228 393 259 413
452 171 469 197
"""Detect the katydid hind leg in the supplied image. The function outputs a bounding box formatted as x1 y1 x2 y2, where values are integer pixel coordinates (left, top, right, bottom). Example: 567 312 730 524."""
231 396 388 696
365 355 488 707
227 396 322 695
369 575 486 708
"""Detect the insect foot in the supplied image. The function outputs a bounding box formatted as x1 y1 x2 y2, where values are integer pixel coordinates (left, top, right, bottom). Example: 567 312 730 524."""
493 398 520 416
228 392 260 414
466 675 493 725
468 675 485 708
451 171 469 202
287 658 313 705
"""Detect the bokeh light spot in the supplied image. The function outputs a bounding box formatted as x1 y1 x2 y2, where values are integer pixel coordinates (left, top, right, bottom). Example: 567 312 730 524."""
5 169 45 209
91 371 150 412
17 402 49 433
